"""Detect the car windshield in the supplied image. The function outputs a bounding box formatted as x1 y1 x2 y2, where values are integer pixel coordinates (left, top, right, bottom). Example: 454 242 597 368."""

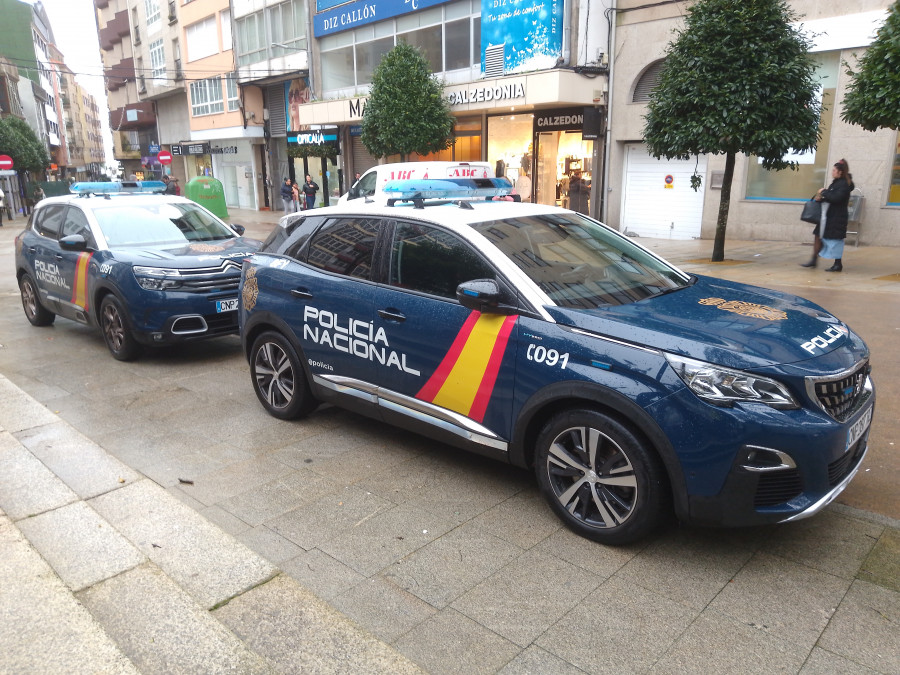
92 202 237 247
473 213 690 309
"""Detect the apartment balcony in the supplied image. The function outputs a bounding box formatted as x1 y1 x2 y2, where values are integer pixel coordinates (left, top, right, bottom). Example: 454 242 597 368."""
174 58 183 81
168 0 177 23
108 102 155 131
94 0 109 9
99 10 130 51
104 57 135 91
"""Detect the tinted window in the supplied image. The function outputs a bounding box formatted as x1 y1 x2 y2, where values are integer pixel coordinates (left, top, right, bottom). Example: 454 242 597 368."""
390 221 495 298
306 217 379 279
61 208 97 249
34 204 67 239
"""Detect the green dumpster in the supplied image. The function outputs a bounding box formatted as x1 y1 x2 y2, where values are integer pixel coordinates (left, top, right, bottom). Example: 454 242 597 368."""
185 176 229 219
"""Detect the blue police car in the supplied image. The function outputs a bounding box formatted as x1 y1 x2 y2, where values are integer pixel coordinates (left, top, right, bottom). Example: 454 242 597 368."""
14 181 261 360
238 179 874 544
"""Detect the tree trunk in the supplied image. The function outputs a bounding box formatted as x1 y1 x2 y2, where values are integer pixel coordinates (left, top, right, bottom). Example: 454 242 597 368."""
711 151 735 262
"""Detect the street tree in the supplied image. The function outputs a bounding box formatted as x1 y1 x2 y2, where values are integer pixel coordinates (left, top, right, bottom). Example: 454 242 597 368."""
841 1 900 131
642 0 821 261
361 43 455 161
0 116 50 174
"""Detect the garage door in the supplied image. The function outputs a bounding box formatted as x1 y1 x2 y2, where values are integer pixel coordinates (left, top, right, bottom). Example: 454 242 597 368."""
621 144 707 240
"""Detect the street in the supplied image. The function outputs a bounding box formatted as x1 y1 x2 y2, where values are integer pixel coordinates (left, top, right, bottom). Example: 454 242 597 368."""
1 211 898 673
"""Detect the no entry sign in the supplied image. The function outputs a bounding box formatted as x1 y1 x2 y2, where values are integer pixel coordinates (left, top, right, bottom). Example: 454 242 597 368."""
0 155 13 170
157 150 173 165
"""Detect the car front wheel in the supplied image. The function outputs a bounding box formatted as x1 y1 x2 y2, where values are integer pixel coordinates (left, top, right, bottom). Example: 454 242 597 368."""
535 409 667 545
250 331 317 420
19 274 55 326
99 294 141 361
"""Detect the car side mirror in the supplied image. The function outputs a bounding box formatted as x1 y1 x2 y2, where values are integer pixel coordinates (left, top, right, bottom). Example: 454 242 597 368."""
456 279 516 314
231 224 246 235
59 234 89 251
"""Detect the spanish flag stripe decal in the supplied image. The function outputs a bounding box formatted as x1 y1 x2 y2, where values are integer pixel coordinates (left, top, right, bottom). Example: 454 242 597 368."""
416 311 482 401
71 253 93 310
468 315 517 423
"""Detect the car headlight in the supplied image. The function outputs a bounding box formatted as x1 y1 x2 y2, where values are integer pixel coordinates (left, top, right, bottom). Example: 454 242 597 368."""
133 266 183 290
664 353 798 409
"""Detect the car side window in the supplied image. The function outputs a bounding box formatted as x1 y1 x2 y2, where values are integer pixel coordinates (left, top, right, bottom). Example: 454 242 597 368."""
390 221 496 299
61 208 97 249
34 205 67 239
306 217 380 280
356 171 377 198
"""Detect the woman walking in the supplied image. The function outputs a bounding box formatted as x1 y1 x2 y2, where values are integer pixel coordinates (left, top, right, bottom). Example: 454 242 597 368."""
801 159 854 272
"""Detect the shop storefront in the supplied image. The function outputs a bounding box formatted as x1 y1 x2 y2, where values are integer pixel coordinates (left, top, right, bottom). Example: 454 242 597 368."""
209 140 260 210
288 127 341 208
172 142 213 179
532 107 595 213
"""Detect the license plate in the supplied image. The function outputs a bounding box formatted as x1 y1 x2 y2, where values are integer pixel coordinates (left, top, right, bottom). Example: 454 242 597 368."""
216 298 238 313
847 405 873 449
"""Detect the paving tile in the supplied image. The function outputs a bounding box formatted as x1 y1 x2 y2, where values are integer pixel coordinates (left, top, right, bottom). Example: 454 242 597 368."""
280 548 366 601
141 450 227 489
469 489 563 549
818 580 900 673
384 521 523 608
332 576 438 643
214 574 423 674
237 525 304 564
497 645 587 675
0 514 139 674
615 526 757 610
266 485 394 551
201 504 252 536
300 440 421 484
800 647 882 674
536 576 697 674
533 527 645 578
219 469 338 526
452 548 602 647
858 527 900 593
16 501 144 592
78 563 273 674
318 503 457 576
89 479 277 609
175 454 293 506
0 376 60 432
0 439 78 520
650 609 804 674
760 510 883 579
394 608 521 675
709 552 851 649
15 421 141 499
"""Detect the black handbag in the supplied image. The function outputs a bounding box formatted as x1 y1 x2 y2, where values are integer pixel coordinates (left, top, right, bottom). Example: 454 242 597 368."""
800 197 821 224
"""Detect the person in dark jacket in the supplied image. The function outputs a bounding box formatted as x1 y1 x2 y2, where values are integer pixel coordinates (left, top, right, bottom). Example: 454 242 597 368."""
280 177 295 215
801 159 854 272
162 175 177 195
302 174 319 210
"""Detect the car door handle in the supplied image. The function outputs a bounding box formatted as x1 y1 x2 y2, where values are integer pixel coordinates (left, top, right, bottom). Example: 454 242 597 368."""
290 288 313 299
55 253 63 260
377 308 406 322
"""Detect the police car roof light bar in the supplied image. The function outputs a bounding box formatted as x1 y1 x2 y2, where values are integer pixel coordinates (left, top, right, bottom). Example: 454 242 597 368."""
70 181 168 195
383 177 513 207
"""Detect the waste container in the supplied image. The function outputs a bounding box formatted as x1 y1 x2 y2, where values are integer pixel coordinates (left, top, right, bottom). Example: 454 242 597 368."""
184 176 229 219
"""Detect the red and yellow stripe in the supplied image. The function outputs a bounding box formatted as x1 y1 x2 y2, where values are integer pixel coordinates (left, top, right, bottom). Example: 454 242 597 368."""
416 311 517 423
71 253 93 310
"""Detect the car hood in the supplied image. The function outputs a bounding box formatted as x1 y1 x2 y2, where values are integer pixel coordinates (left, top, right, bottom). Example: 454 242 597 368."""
543 275 861 369
109 237 262 268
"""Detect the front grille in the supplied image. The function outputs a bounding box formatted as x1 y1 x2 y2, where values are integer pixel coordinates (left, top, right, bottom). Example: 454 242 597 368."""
828 437 866 487
810 360 869 422
179 260 242 293
754 469 803 508
203 311 239 335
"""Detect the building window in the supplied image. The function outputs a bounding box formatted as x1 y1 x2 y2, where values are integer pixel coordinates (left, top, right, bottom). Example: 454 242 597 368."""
632 61 664 103
221 11 232 51
226 73 239 111
145 0 161 30
235 0 307 66
190 76 224 116
186 16 218 61
149 39 166 82
235 12 266 65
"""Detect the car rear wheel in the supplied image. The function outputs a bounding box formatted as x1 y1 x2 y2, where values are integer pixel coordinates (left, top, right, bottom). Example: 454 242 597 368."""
535 409 667 545
19 274 55 326
250 331 317 420
99 295 141 361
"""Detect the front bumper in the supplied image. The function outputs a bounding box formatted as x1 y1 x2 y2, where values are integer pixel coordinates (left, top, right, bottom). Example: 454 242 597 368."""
127 292 240 345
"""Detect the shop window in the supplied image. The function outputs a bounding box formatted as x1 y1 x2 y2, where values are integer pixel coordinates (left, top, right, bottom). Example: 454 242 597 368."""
322 46 356 89
398 25 443 73
355 37 394 86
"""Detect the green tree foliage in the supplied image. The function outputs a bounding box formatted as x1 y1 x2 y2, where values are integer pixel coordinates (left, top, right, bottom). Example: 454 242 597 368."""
841 1 900 131
0 116 50 173
642 0 821 261
361 43 455 161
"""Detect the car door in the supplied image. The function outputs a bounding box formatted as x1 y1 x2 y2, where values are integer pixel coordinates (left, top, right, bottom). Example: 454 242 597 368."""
28 204 70 315
370 219 520 442
55 206 99 321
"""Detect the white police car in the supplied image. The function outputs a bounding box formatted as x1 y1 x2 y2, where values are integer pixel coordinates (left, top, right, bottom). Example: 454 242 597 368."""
238 178 873 544
14 181 261 360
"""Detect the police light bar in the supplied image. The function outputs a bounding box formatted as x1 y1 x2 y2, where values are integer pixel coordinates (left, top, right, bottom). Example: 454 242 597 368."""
382 177 514 202
70 181 167 195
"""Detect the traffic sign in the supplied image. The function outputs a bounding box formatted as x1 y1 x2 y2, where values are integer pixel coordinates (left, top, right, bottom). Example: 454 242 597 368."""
158 150 173 165
0 155 13 170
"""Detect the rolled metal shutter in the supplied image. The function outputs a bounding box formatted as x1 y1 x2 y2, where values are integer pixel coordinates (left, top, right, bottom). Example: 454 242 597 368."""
268 84 286 136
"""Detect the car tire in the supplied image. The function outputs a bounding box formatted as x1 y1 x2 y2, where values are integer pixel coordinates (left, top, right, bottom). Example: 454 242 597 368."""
250 331 318 420
535 408 667 545
99 294 142 361
19 273 55 326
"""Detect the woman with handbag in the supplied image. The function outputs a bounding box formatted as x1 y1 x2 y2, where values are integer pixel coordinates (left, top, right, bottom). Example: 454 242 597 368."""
801 159 854 272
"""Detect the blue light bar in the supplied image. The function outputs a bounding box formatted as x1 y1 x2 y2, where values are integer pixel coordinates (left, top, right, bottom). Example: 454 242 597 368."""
70 181 168 194
382 177 514 200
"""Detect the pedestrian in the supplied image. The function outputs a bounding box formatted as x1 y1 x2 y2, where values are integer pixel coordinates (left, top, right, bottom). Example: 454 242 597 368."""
568 169 590 214
33 185 44 203
516 170 532 202
162 175 177 195
302 174 319 210
801 159 854 272
280 177 294 215
354 171 361 184
173 178 181 196
292 180 301 211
